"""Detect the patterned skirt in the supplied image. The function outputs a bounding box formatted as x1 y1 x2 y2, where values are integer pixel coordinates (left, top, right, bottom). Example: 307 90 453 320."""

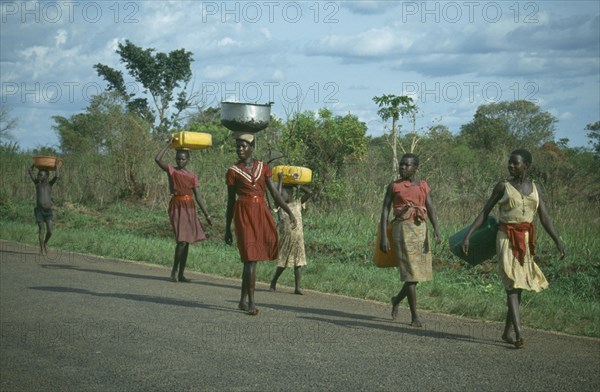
392 219 432 282
276 201 307 268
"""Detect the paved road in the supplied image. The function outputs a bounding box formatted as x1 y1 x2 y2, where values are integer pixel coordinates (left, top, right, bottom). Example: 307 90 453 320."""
1 240 598 391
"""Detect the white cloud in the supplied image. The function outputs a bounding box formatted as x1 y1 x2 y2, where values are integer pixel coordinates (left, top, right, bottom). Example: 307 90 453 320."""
202 65 236 80
217 37 238 47
560 112 574 121
55 30 67 47
1 0 598 149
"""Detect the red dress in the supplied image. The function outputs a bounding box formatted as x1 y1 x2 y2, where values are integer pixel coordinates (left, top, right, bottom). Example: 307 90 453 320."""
167 165 206 243
226 160 278 262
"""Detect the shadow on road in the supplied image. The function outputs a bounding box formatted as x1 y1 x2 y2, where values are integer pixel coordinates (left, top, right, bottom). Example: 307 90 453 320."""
30 285 237 314
260 301 506 348
40 263 238 290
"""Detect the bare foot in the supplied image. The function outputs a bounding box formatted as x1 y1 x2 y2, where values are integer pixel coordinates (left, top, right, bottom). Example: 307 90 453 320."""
391 296 399 320
502 333 515 344
514 337 525 349
294 289 304 295
410 319 423 327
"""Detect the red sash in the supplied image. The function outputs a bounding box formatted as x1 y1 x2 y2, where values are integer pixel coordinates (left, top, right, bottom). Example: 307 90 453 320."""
500 222 535 265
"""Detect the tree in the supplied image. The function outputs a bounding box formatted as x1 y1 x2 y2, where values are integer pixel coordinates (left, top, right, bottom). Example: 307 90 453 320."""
280 108 368 201
186 106 231 151
94 40 196 136
53 92 152 200
586 121 600 155
0 106 19 153
0 106 18 142
372 94 416 173
459 100 557 152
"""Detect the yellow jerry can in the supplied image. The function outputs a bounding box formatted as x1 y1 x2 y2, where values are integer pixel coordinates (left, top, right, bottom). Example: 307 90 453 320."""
171 131 212 150
373 223 396 268
272 165 312 185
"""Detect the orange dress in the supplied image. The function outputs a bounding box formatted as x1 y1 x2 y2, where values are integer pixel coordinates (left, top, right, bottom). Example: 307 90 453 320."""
226 160 278 262
167 165 206 244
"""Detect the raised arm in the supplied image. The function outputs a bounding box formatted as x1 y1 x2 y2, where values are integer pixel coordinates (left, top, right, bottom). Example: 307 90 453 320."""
379 182 394 253
299 185 314 204
155 138 172 172
535 184 566 259
27 164 37 183
461 181 505 255
267 177 297 229
49 160 62 186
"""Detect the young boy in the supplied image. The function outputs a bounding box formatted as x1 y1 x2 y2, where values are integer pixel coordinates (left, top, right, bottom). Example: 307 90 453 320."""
28 162 61 255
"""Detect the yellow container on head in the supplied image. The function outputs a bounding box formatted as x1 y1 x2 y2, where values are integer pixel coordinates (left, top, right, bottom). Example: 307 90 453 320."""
272 165 312 185
171 131 212 150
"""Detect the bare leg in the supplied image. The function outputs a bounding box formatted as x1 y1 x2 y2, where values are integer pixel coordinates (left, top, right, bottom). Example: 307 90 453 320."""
507 289 524 348
391 284 408 320
44 220 52 255
37 223 45 255
246 262 259 315
406 282 422 327
171 242 186 282
294 266 303 295
270 267 285 291
178 243 191 282
502 312 514 344
239 262 250 311
502 294 515 344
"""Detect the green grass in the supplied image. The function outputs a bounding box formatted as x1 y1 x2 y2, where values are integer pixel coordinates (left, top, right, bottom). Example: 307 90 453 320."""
1 201 598 338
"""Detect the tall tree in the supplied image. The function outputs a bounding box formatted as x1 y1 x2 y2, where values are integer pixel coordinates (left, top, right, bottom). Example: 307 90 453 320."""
281 108 367 200
0 106 19 153
372 94 416 173
94 40 195 136
53 92 152 199
460 100 557 152
0 106 17 142
585 121 600 155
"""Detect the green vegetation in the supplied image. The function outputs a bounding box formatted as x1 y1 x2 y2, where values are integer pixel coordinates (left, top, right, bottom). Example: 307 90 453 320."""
1 199 598 337
1 41 598 338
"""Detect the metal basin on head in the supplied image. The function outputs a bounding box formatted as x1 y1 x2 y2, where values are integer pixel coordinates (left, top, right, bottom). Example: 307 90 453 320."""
220 102 272 133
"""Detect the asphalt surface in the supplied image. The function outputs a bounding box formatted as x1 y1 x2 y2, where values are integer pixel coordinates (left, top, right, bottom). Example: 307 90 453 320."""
1 240 599 391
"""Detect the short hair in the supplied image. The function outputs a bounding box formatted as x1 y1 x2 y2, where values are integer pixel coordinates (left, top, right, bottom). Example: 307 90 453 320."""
400 153 420 167
511 149 532 166
175 149 190 159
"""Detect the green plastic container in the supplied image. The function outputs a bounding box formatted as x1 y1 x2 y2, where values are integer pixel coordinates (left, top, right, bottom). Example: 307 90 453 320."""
449 216 499 266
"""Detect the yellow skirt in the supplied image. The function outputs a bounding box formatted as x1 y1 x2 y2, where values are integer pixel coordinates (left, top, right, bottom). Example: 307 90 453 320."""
497 230 548 292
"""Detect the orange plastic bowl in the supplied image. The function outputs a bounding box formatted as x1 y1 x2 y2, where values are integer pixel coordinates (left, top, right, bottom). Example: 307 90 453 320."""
32 156 62 171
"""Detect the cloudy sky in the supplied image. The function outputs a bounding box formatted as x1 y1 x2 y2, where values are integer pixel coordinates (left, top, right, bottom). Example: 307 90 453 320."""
1 0 599 150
